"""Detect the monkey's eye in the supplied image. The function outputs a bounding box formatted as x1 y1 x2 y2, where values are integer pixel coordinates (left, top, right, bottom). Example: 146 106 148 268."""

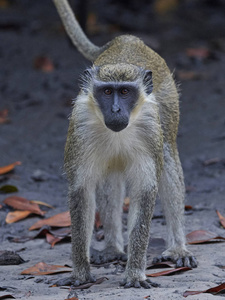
121 88 129 95
104 88 112 95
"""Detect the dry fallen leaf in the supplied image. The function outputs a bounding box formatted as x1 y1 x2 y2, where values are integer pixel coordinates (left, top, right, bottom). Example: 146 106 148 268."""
186 47 211 59
30 200 54 209
216 210 225 229
123 197 130 213
4 196 45 216
0 109 10 124
6 210 32 224
0 0 11 8
33 56 54 72
183 282 225 297
10 226 71 243
46 233 63 248
154 0 178 14
146 261 174 269
95 211 102 230
29 211 71 230
0 161 21 175
21 262 72 275
185 205 193 211
176 71 206 81
186 230 225 244
0 185 18 194
203 157 221 166
146 267 191 277
0 295 16 299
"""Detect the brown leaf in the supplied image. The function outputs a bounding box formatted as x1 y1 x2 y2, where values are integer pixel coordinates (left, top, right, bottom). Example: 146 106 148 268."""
4 196 45 216
5 210 32 224
0 295 16 299
86 12 100 35
185 205 193 211
30 200 54 209
186 230 225 244
154 0 179 15
203 157 221 166
123 197 130 213
0 109 10 124
66 298 79 300
33 56 54 72
186 47 211 59
216 210 225 229
0 161 21 175
146 262 174 269
95 211 102 230
185 186 196 193
146 267 191 277
21 262 72 275
46 233 63 248
10 226 71 243
29 211 71 230
183 282 225 297
176 71 206 81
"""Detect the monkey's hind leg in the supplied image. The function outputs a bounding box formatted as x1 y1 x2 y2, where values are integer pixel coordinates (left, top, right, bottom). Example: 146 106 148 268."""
121 161 159 289
155 143 197 268
69 186 96 285
91 173 127 264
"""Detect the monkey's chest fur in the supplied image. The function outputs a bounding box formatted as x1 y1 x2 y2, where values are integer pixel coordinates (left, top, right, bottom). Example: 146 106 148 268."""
68 91 163 182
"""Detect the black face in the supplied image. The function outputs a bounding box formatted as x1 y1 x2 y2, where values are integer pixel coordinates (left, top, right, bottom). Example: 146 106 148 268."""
93 81 139 132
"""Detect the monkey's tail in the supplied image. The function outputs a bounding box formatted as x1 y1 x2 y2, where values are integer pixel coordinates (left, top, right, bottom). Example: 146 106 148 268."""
53 0 106 61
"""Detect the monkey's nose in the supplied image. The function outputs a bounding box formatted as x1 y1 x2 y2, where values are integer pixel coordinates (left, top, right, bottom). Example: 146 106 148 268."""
111 104 120 113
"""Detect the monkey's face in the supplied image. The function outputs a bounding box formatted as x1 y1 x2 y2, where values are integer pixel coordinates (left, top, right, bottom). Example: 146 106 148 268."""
93 81 139 132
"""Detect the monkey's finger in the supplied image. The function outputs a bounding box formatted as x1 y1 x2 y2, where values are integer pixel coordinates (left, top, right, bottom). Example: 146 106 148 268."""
134 281 141 288
54 276 73 286
140 280 152 289
152 255 170 264
120 253 128 262
146 278 160 287
189 256 198 268
123 281 134 288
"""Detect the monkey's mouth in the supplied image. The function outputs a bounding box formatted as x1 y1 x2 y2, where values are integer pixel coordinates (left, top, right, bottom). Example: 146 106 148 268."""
105 117 129 132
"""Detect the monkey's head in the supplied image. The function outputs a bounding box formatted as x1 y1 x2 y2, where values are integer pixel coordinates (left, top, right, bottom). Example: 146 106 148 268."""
81 64 153 132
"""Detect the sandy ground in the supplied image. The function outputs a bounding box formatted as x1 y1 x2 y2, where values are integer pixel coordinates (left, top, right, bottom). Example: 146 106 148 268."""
0 1 225 299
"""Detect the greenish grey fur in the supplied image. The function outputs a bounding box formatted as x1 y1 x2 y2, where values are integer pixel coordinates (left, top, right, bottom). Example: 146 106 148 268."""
53 0 197 289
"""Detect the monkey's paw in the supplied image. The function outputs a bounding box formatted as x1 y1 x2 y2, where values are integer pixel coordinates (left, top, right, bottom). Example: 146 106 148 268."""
90 247 127 264
153 248 198 268
120 278 159 289
54 273 96 287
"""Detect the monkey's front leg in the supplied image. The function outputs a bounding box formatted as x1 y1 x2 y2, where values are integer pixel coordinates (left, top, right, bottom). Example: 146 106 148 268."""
121 186 158 289
69 187 96 285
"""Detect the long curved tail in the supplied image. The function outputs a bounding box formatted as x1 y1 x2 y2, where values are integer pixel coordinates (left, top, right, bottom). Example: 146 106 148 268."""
53 0 105 61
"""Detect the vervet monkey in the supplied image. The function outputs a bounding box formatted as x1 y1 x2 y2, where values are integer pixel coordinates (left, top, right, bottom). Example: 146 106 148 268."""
53 0 197 289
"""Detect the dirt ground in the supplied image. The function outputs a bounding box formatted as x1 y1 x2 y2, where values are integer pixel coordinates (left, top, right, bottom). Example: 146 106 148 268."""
0 1 225 299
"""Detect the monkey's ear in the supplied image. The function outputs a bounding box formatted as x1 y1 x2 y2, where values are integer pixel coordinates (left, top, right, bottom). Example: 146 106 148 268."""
83 68 93 78
83 66 100 78
143 70 153 94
